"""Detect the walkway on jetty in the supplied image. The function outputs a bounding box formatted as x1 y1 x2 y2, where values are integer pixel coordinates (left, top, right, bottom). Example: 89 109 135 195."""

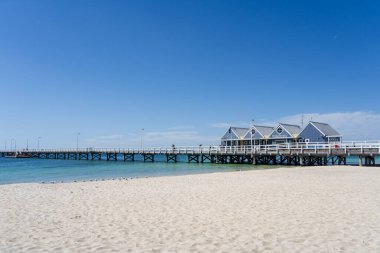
1 142 379 166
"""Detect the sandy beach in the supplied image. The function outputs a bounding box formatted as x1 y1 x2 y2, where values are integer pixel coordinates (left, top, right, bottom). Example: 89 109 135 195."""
1 166 380 253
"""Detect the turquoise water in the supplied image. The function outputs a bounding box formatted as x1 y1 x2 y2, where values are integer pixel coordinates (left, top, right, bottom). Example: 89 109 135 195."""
0 157 276 185
0 155 373 185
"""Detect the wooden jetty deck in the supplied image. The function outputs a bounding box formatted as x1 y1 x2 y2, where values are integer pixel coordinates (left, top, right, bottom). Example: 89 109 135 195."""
0 142 379 166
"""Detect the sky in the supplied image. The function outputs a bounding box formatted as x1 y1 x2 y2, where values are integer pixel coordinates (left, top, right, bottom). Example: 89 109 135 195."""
0 0 379 148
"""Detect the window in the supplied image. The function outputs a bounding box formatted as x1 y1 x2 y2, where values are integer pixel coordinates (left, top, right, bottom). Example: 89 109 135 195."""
277 127 283 134
251 129 255 135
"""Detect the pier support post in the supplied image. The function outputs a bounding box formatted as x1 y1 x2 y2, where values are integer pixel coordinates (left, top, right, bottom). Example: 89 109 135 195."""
166 154 177 163
364 156 375 166
286 156 291 165
216 155 226 164
143 154 155 162
123 154 134 162
337 156 346 165
252 155 256 165
272 156 277 165
188 155 199 163
371 156 376 166
300 157 305 166
91 153 100 160
201 155 211 163
106 153 117 161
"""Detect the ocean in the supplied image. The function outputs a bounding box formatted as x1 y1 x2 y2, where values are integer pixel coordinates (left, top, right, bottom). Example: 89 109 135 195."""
0 156 275 185
0 155 368 185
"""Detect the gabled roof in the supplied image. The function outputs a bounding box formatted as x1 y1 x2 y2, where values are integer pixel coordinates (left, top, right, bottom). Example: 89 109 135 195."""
231 127 249 139
270 123 302 138
279 123 302 137
254 125 275 138
221 127 249 140
244 125 274 140
309 121 341 136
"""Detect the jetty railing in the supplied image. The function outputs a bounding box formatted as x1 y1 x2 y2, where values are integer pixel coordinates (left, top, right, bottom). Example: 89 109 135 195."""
1 141 380 154
1 141 379 166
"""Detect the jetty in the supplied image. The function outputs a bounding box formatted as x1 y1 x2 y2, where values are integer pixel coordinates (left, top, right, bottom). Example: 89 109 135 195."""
0 142 379 166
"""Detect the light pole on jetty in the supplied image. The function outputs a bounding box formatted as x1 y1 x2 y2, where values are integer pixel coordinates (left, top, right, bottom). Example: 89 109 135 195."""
76 132 80 152
251 119 254 151
140 128 144 150
37 137 41 150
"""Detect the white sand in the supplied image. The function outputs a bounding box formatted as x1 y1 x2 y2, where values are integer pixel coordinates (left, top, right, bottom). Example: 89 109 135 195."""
1 166 380 253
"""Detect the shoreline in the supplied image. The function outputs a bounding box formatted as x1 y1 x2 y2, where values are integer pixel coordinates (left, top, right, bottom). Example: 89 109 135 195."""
1 166 380 252
0 160 286 186
0 162 373 186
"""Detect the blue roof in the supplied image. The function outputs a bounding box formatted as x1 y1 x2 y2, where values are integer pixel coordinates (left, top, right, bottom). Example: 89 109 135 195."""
309 121 341 136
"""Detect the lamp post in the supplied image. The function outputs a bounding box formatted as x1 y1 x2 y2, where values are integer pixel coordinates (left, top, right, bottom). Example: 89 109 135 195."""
140 128 144 149
10 138 14 151
37 137 41 150
251 119 254 152
76 132 80 152
250 129 253 151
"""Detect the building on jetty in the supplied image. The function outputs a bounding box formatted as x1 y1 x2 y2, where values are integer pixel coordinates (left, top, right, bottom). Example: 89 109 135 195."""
221 121 342 146
299 121 342 143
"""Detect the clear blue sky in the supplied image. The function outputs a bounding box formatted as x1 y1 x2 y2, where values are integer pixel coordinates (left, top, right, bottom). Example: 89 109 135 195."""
1 0 379 148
